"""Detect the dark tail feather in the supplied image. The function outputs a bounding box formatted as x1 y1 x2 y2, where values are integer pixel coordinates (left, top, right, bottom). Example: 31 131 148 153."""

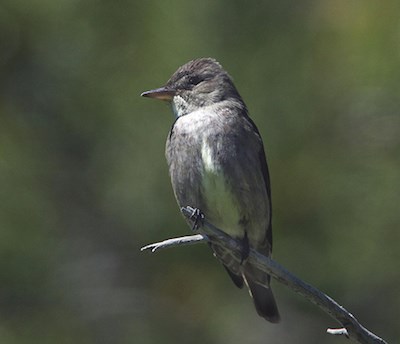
247 280 280 323
223 265 244 288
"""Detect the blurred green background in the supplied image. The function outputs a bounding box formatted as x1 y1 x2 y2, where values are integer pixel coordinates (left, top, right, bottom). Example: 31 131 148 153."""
0 1 399 343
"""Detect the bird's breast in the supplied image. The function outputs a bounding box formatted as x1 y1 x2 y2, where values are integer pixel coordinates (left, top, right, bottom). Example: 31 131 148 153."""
199 139 243 237
168 107 249 239
168 105 270 246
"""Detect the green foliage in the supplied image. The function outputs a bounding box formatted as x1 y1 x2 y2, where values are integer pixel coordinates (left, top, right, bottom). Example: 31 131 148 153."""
0 1 399 343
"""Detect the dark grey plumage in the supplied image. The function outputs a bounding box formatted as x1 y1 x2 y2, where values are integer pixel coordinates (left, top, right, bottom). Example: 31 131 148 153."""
141 58 280 323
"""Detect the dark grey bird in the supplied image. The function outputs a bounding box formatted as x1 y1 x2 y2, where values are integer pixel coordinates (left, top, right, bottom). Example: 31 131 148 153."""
141 58 280 323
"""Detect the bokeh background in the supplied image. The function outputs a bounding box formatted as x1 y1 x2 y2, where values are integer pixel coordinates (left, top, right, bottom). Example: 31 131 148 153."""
1 1 399 343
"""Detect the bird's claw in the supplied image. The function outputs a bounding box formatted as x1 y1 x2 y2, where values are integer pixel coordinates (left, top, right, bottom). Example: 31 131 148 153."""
189 207 205 231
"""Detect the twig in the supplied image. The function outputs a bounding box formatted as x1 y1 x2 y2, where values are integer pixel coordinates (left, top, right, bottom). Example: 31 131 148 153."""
141 206 387 344
140 234 206 252
327 328 350 337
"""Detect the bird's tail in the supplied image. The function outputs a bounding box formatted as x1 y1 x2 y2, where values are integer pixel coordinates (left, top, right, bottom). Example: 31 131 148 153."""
245 277 280 323
211 243 280 322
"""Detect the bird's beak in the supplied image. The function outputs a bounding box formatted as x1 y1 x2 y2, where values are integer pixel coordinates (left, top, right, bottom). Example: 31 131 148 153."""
141 86 176 101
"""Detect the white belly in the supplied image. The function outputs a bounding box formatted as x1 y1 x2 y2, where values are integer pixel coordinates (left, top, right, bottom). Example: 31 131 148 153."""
200 139 243 238
171 105 247 239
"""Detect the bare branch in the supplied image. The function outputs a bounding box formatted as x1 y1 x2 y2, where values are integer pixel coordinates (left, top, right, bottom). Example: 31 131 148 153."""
141 206 387 344
327 328 350 337
141 234 207 252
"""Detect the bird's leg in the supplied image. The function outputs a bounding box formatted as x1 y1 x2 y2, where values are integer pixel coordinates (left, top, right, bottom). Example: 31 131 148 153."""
187 207 205 231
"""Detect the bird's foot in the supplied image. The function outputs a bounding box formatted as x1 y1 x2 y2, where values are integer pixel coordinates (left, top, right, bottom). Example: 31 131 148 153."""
188 207 205 231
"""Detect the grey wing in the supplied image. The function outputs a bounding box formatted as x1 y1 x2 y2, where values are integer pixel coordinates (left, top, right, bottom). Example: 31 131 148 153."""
237 116 280 323
247 116 273 252
220 113 272 254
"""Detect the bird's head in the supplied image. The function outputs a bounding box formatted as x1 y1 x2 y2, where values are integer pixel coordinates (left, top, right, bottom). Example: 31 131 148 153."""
141 58 241 117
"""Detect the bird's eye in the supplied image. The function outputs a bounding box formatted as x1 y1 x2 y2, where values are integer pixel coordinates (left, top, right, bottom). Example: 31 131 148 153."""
189 76 202 85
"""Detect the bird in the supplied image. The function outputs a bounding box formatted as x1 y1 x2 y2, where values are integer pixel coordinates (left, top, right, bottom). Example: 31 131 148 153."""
141 58 280 323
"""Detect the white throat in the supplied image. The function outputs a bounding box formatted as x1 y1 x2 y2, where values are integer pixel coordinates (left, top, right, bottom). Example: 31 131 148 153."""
172 95 189 118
